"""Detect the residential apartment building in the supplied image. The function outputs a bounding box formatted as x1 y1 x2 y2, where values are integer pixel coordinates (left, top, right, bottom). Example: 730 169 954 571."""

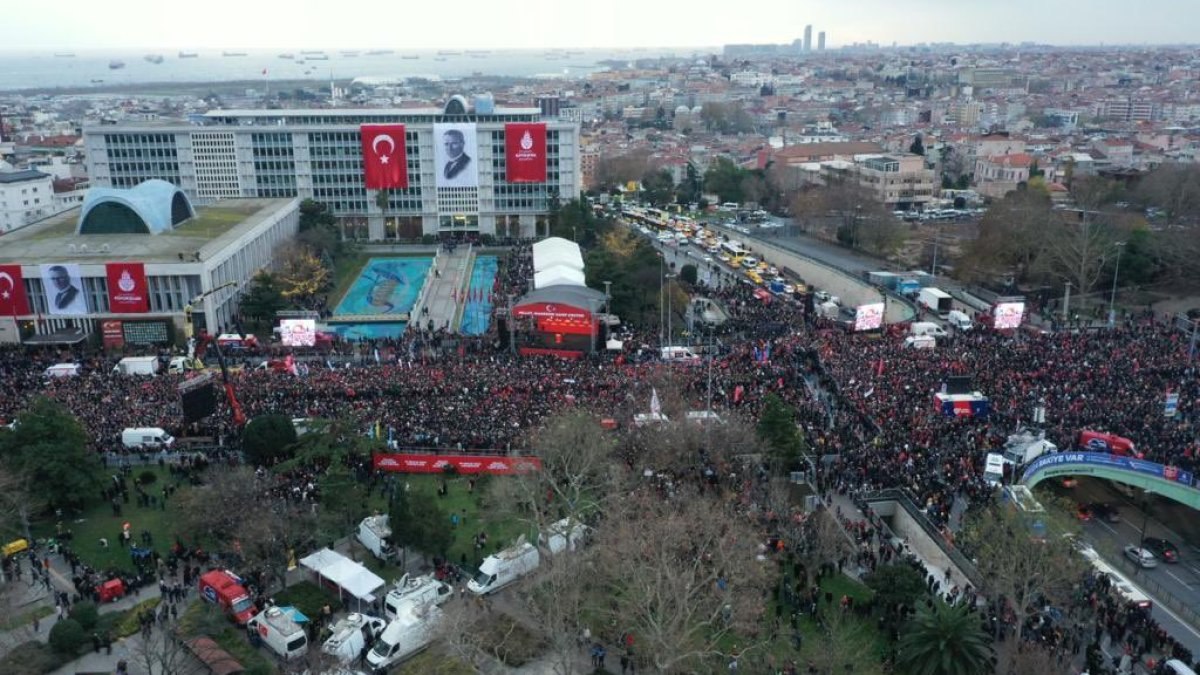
83 97 581 240
0 169 53 233
973 153 1033 199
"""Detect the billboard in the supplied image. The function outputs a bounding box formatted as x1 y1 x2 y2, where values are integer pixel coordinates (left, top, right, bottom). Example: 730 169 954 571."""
505 122 547 183
101 320 124 349
993 302 1025 330
513 301 594 335
0 265 31 316
360 124 409 189
854 302 885 331
433 123 478 188
40 263 88 315
280 319 316 347
106 262 149 313
373 453 542 475
1020 451 1196 490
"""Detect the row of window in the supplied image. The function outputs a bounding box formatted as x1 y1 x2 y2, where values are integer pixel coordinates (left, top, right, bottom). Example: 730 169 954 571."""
207 114 541 126
104 133 176 147
20 274 200 315
106 148 179 159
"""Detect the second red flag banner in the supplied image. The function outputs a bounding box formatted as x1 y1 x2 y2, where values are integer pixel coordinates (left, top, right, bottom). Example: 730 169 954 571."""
505 123 547 183
360 124 408 189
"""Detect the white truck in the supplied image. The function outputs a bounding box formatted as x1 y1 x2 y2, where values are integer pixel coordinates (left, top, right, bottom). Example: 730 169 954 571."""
365 602 442 671
917 287 953 318
321 612 387 664
44 363 81 378
121 427 175 450
357 514 394 560
248 606 308 660
383 574 453 620
467 540 540 595
984 428 1058 486
909 321 949 338
112 356 160 376
539 518 591 555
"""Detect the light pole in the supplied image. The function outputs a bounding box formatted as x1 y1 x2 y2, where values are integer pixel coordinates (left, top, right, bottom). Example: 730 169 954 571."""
1108 241 1126 329
665 273 678 346
659 254 665 347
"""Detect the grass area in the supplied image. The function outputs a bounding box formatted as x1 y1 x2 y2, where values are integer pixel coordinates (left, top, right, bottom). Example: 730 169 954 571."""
0 605 54 631
274 580 341 619
33 466 181 573
168 203 265 238
394 648 476 674
328 253 369 311
177 602 275 675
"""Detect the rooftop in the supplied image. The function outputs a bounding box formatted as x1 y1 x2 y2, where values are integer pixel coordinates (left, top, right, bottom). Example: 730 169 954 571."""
0 198 294 265
0 169 50 184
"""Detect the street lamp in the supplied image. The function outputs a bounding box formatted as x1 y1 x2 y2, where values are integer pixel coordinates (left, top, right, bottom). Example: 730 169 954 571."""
1108 241 1126 329
665 273 678 346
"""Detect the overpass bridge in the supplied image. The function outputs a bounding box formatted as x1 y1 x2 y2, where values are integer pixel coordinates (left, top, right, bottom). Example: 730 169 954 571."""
1020 451 1200 509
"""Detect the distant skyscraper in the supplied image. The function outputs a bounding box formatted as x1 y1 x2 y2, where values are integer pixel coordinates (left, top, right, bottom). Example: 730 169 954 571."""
803 25 813 51
818 31 826 51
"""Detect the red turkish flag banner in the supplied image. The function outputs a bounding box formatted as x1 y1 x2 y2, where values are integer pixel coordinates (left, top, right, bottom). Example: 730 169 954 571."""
0 265 31 316
360 124 408 189
106 262 149 313
505 122 547 183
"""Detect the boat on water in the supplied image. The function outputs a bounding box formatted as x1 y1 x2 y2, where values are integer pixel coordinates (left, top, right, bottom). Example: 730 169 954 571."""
108 60 125 70
366 49 394 55
278 53 294 59
300 50 324 55
53 52 76 58
222 51 247 57
434 57 447 62
437 50 462 56
144 54 164 64
340 50 360 56
178 51 198 58
90 79 104 84
401 55 420 60
306 54 329 61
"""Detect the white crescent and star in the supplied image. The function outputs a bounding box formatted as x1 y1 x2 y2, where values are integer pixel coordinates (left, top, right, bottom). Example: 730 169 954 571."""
372 134 395 164
0 272 13 301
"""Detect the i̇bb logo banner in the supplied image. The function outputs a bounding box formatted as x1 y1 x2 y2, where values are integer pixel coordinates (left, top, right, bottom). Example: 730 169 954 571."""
505 123 546 183
106 262 148 313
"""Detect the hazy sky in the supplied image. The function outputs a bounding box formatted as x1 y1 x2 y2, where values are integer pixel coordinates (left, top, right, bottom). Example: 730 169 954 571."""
1 0 1195 51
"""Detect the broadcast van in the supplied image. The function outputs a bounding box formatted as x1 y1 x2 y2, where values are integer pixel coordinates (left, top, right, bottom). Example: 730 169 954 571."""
467 541 540 595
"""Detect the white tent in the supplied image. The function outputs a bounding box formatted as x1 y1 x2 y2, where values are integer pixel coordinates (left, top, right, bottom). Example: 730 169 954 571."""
532 237 584 273
534 264 586 289
299 548 385 610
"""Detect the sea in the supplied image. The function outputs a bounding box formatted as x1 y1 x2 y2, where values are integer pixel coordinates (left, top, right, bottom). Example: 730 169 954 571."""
0 47 696 91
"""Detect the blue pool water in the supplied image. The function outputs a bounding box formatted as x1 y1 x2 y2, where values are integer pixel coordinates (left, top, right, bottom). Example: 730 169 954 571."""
459 256 498 336
329 322 407 341
333 257 432 316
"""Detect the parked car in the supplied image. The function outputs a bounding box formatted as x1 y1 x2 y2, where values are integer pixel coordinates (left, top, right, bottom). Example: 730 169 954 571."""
1123 545 1159 569
1089 502 1120 523
1141 537 1179 564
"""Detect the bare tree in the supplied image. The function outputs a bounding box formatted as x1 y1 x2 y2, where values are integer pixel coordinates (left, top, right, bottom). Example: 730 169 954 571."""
126 628 212 675
803 605 887 675
1136 162 1200 225
1034 210 1119 296
0 464 41 545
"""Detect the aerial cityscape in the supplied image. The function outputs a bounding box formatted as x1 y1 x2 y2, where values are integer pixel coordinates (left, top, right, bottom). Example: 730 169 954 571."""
1 2 1199 675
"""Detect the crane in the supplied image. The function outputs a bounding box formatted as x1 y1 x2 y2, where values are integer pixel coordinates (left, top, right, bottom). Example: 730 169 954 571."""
183 282 247 427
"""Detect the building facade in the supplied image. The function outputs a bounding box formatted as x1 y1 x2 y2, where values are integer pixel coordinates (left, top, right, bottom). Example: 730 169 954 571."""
0 169 54 233
83 97 581 241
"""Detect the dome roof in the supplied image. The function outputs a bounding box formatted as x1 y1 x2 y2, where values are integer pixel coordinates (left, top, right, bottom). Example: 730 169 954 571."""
77 180 194 235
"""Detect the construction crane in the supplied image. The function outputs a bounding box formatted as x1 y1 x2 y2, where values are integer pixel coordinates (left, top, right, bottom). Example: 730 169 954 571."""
183 282 247 427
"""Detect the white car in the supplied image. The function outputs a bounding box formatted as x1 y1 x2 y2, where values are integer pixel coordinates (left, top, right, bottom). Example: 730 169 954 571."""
702 256 713 263
1123 545 1159 569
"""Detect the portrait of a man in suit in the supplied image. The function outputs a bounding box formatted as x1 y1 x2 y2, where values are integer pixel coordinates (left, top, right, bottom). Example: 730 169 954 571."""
48 265 83 312
442 129 472 180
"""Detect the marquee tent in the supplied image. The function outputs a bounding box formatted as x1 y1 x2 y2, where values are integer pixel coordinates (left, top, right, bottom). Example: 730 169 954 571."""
299 548 385 610
532 237 584 273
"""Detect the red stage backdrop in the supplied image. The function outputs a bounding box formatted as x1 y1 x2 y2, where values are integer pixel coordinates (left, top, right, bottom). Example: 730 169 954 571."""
360 124 409 189
0 265 31 316
106 262 149 313
513 302 594 335
373 453 542 475
102 320 125 348
505 123 547 183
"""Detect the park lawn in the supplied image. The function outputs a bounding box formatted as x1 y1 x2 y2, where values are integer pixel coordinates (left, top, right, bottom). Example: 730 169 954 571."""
328 253 369 311
33 466 181 573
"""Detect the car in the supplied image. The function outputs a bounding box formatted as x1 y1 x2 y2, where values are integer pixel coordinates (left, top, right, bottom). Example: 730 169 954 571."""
1123 545 1159 569
1059 476 1078 488
1075 504 1094 521
1141 537 1179 564
1089 502 1120 523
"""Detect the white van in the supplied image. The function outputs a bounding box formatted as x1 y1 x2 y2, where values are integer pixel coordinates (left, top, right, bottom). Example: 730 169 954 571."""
112 356 160 376
366 603 441 670
121 427 175 450
909 322 949 338
248 606 308 660
1162 660 1198 675
357 515 394 560
904 335 936 350
946 310 973 332
321 613 386 664
44 363 81 378
468 541 540 595
539 518 591 555
660 346 701 363
383 574 453 620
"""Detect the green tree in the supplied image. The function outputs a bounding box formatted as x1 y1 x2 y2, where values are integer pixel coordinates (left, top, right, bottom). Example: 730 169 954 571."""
48 619 86 655
404 493 453 563
0 398 99 511
756 394 806 470
239 271 286 325
68 601 99 631
679 263 698 286
298 199 343 260
864 563 928 614
641 169 676 207
895 600 992 675
703 157 747 205
241 414 298 467
909 134 925 156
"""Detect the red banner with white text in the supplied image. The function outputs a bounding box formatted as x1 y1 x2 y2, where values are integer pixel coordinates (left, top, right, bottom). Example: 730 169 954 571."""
106 262 149 313
505 123 547 183
372 453 542 475
360 124 409 189
0 265 31 316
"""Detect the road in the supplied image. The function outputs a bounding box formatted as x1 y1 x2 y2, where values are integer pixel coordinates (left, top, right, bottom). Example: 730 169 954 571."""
1047 477 1200 656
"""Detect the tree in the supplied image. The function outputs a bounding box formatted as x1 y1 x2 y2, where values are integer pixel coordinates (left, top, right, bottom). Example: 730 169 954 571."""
894 600 992 675
757 394 807 470
48 619 86 655
957 189 1056 284
864 563 928 614
275 242 331 308
241 414 298 467
703 157 747 205
679 263 698 286
239 271 286 325
1034 208 1120 296
1135 163 1200 225
401 493 453 564
0 397 100 512
641 168 676 207
909 134 925 156
127 628 210 675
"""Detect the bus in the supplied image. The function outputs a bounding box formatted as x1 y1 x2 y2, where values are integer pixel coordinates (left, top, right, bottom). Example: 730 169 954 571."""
720 240 747 259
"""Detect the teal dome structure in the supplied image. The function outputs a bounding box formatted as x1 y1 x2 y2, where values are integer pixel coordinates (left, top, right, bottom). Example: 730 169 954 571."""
77 180 194 235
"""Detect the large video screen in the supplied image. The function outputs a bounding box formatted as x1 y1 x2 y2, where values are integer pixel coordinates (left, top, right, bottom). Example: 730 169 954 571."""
854 303 885 331
993 302 1026 330
280 319 316 347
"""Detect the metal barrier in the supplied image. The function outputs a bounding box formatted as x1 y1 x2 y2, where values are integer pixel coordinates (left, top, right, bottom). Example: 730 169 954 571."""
1093 539 1200 632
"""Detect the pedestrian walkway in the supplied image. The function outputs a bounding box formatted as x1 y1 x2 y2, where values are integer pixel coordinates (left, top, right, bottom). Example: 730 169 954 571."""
411 245 474 333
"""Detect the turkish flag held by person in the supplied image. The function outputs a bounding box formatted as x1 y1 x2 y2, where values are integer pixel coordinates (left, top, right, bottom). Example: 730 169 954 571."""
106 262 149 313
505 123 546 183
360 124 408 189
0 265 31 316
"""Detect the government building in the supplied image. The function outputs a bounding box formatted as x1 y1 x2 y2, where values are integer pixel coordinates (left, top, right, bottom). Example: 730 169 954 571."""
82 96 581 240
